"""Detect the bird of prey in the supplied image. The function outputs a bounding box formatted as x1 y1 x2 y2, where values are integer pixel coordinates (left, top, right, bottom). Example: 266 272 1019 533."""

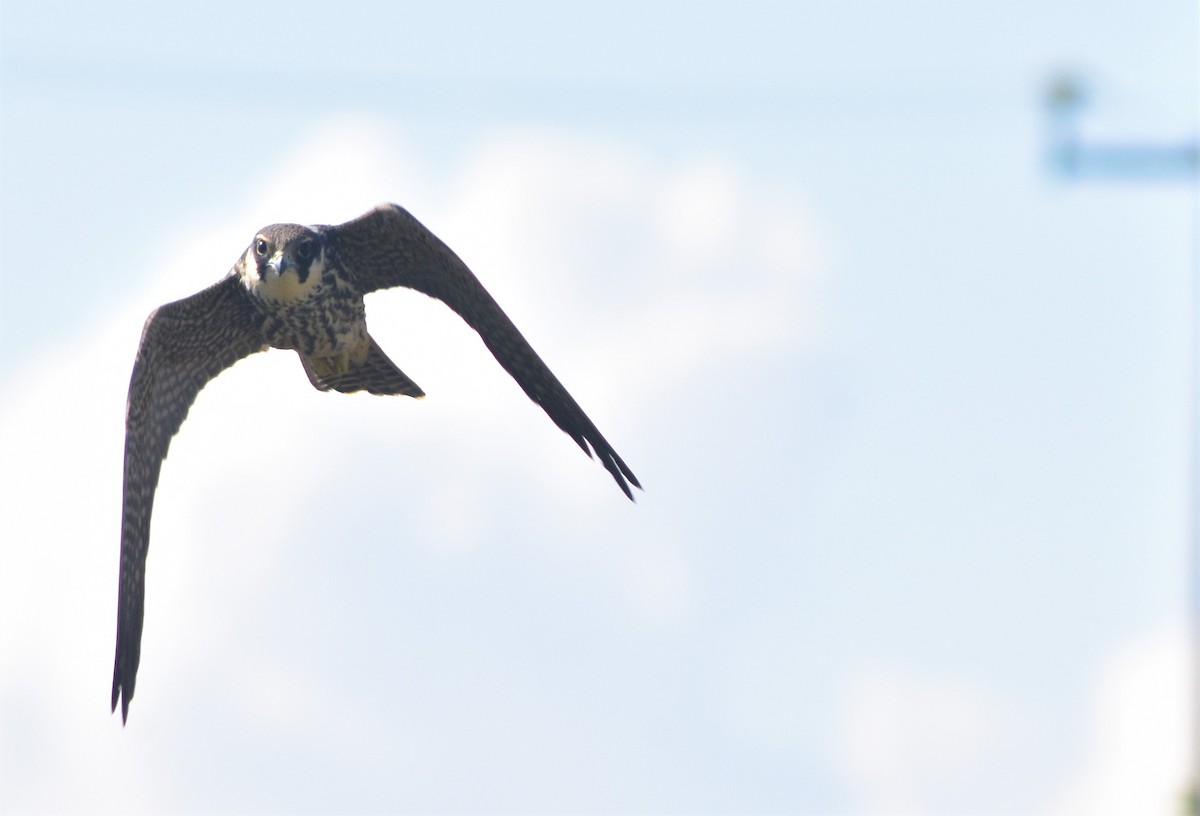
112 203 640 722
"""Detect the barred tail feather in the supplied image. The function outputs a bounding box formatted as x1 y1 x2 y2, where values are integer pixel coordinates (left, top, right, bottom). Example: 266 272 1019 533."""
300 337 425 397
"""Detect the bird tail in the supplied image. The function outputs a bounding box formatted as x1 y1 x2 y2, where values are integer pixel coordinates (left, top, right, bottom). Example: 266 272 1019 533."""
300 336 425 397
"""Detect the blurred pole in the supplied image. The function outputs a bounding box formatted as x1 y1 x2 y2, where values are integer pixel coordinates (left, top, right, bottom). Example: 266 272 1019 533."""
1043 69 1200 816
1044 71 1199 180
1192 145 1200 816
1188 136 1200 816
1191 147 1199 816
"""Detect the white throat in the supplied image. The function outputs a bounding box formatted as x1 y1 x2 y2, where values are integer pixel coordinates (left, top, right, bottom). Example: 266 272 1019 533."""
240 249 325 303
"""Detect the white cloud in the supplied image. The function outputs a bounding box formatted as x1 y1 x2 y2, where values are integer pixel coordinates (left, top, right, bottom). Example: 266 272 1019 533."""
0 307 174 811
836 667 1028 813
0 117 825 811
1043 623 1191 816
656 157 745 273
832 627 1193 816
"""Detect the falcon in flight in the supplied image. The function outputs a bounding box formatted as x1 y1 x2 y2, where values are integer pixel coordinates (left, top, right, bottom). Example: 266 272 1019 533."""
112 204 640 722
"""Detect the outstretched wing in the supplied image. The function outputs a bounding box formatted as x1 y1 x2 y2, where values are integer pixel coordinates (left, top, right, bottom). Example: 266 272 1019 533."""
112 275 266 722
328 204 640 499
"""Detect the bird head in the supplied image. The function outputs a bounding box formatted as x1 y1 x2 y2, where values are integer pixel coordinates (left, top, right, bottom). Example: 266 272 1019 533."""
239 223 327 301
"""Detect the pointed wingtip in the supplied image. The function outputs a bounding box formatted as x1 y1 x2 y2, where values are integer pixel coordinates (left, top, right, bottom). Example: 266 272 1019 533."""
112 674 132 724
615 469 637 502
602 454 641 502
622 464 643 498
578 435 641 502
622 475 643 502
111 691 129 725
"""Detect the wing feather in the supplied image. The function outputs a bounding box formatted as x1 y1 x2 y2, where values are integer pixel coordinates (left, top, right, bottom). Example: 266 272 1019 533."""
112 275 265 722
329 204 640 498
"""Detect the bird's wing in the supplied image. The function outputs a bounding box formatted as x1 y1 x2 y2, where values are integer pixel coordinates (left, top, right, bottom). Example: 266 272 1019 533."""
112 275 266 722
328 204 640 499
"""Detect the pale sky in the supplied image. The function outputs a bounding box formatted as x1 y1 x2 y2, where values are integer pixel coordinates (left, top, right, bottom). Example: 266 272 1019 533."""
1 2 1197 813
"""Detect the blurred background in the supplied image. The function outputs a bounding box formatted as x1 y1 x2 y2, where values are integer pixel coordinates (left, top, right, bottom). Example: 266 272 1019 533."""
1 1 1197 813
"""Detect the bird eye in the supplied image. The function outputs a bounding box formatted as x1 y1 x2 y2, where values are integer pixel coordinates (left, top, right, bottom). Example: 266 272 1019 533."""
254 238 269 257
296 241 314 262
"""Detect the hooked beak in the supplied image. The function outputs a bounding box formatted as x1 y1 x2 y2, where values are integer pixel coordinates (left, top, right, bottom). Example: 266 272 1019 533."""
263 252 294 281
